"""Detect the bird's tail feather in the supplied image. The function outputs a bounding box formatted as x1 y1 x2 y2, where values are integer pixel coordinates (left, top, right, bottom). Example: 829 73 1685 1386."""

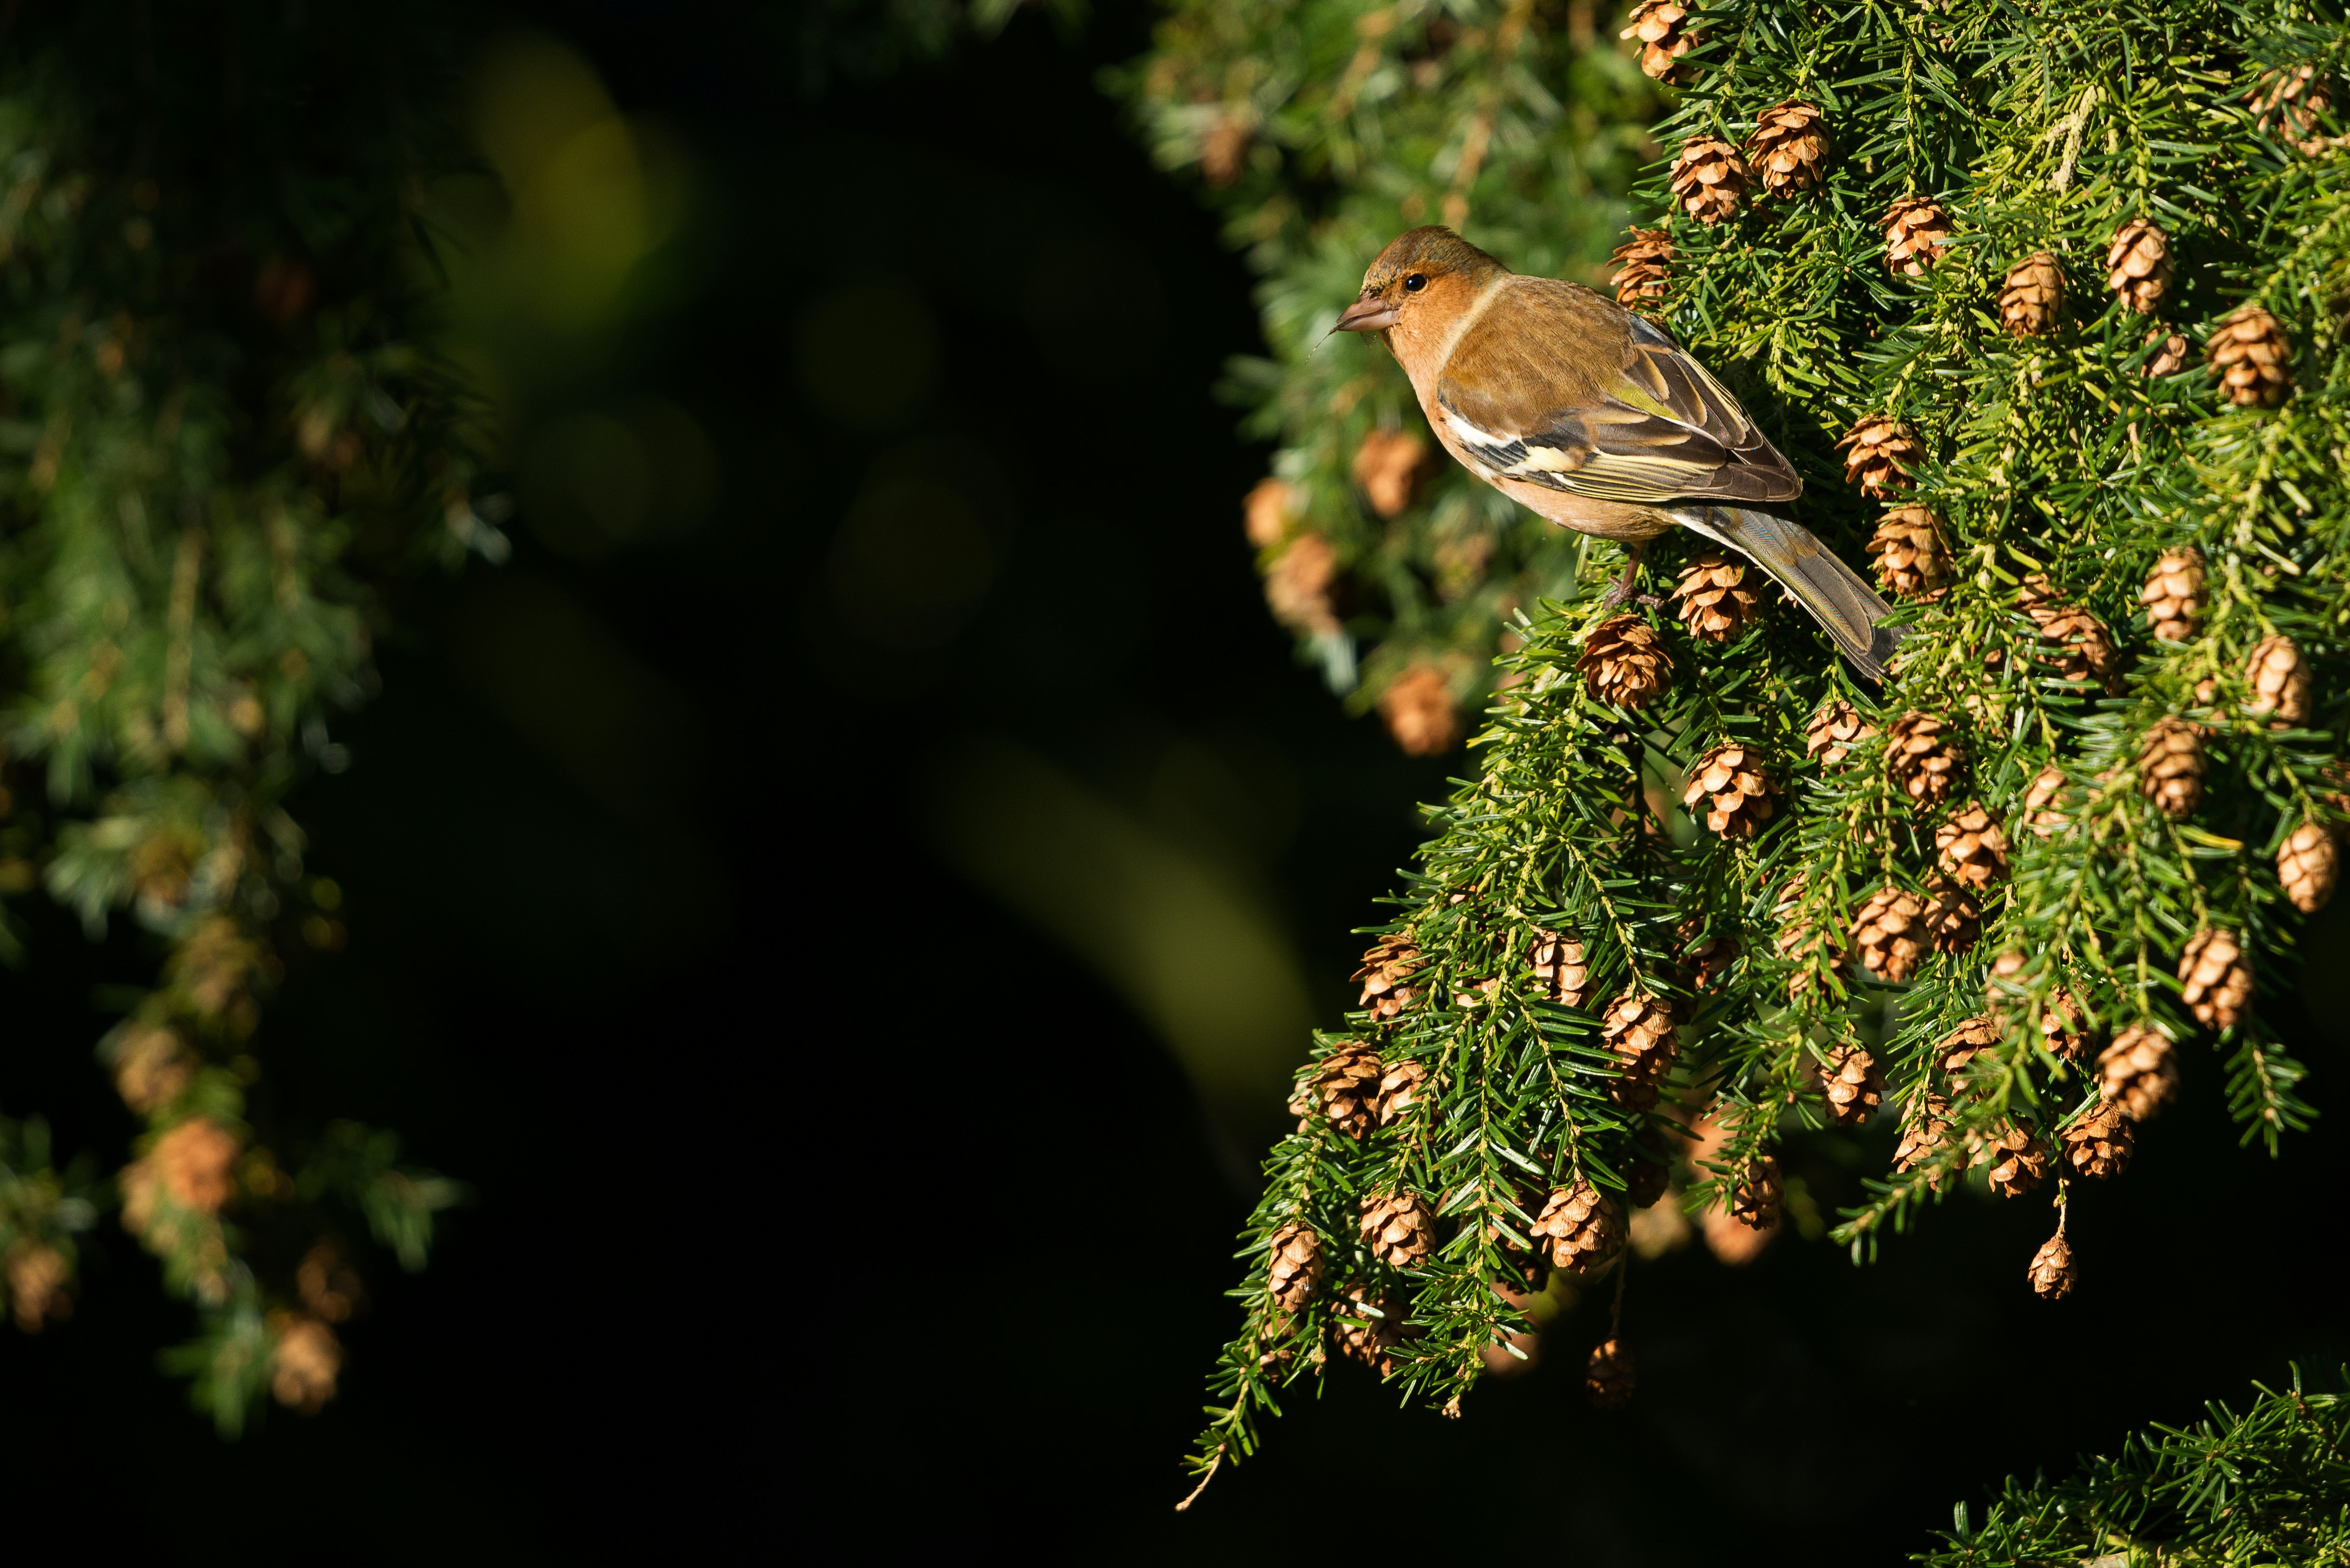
1672 505 1903 682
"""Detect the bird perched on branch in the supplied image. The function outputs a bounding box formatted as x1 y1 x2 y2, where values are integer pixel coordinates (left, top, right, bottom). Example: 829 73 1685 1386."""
1334 226 1900 679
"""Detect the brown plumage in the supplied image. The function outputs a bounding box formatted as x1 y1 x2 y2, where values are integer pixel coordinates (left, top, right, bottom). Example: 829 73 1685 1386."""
1334 227 1901 678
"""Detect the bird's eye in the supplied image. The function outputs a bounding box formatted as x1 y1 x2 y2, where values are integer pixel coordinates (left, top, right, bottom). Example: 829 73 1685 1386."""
1403 273 1427 292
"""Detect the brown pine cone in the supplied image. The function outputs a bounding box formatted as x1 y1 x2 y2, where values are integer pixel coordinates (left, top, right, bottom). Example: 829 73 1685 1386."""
1867 505 1950 598
1805 699 1876 766
1600 988 1679 1110
1988 952 2094 1060
1684 932 1739 993
152 1117 240 1215
1748 100 1828 197
1530 929 1593 1009
109 1023 193 1116
1266 1222 1324 1311
1980 1122 2052 1198
1669 137 1748 225
2279 820 2339 914
1264 531 1340 636
1379 664 1461 757
2179 928 2252 1031
1530 1179 1626 1273
1355 933 1425 1021
2028 1234 2077 1300
1360 1190 1437 1267
1683 744 1779 839
1332 1287 1400 1375
1376 1059 1426 1127
5 1243 70 1333
1585 1336 1636 1408
269 1315 343 1413
1837 416 1924 499
2138 718 2205 820
1999 251 2065 338
2207 304 2293 408
1851 886 1929 983
1352 428 1431 518
1817 1045 1885 1126
1675 551 1762 642
1772 876 1849 988
2146 330 2191 377
2018 576 2120 688
2024 764 2070 837
1577 614 1674 709
2140 547 2204 641
1243 476 1302 549
2106 218 2172 315
1888 711 1966 806
2099 1025 2181 1119
1732 1153 1782 1228
1881 195 1955 277
1201 116 1250 186
1313 1042 1385 1138
1935 803 2011 889
1923 876 1984 954
1893 1092 1954 1184
1938 1014 2001 1080
1609 227 1674 309
2248 64 2341 156
1620 0 1700 82
2061 1101 2134 1179
2245 634 2312 725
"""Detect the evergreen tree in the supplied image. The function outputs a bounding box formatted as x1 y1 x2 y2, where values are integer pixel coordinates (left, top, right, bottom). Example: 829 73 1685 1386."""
1126 0 2350 1516
0 4 467 1431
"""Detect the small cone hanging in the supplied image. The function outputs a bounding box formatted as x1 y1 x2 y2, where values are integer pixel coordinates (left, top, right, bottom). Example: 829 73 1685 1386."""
1530 929 1593 1009
1980 1121 2052 1198
2245 635 2312 724
1619 0 1700 83
2138 718 2206 819
1332 1287 1400 1375
1530 1179 1626 1273
1313 1041 1384 1137
1817 1045 1885 1126
1585 1337 1636 1409
2146 330 2190 377
2099 1025 2181 1119
1355 933 1425 1021
1375 1059 1426 1127
1881 195 1955 277
1264 532 1340 636
1867 505 1951 598
1360 1190 1437 1267
1379 664 1460 757
2206 304 2293 408
1266 1223 1324 1311
1837 416 1924 499
1683 744 1779 839
1732 1153 1783 1228
1804 700 1874 767
1683 930 1739 993
1243 476 1302 549
2106 218 2172 315
2028 1232 2077 1300
1893 1092 1953 1184
1609 227 1674 309
2061 1101 2134 1179
1601 988 1679 1110
1937 1014 2001 1081
2279 821 2338 914
2179 929 2253 1031
1747 101 1828 197
2248 63 2341 156
1935 803 2010 889
2024 765 2069 837
1674 551 1762 642
1851 886 1928 983
1669 137 1748 225
1352 428 1430 518
1887 712 1966 806
2018 576 2119 688
2140 548 2204 642
1999 251 2065 337
1923 876 1983 955
1577 615 1673 709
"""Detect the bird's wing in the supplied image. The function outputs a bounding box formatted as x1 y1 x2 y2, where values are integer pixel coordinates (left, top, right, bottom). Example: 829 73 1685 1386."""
1433 279 1802 506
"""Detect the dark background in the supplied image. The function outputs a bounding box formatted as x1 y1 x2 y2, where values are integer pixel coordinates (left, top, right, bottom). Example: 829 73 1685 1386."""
0 3 2342 1561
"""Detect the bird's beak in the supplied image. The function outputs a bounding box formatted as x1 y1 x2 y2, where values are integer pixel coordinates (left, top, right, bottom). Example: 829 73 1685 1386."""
1331 295 1401 334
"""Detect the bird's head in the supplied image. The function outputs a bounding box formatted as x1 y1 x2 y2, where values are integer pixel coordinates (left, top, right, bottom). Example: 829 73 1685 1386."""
1333 226 1507 336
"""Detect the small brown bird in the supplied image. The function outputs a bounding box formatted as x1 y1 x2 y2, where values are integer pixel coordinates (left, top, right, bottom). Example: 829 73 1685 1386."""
1335 226 1900 678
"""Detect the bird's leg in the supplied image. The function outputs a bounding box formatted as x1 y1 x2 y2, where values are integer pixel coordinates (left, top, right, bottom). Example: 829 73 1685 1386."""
1601 541 1656 609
